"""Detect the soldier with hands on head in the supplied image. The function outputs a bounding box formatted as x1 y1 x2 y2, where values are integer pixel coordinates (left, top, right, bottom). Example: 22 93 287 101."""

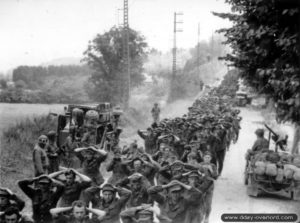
50 200 106 223
48 168 92 207
18 175 65 223
83 184 131 223
0 188 25 213
75 146 108 186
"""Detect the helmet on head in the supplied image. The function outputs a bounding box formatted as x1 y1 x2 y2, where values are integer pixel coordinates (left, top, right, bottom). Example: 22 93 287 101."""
38 135 48 144
255 128 264 137
85 110 99 121
47 130 56 139
72 108 84 117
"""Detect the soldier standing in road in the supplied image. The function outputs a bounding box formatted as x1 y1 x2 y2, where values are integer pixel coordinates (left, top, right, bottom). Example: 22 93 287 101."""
116 173 152 208
148 180 202 223
151 103 160 124
137 128 157 155
18 175 65 223
75 146 108 186
106 152 131 185
48 168 92 207
33 135 49 177
46 131 60 173
83 184 131 223
62 127 82 168
199 151 218 223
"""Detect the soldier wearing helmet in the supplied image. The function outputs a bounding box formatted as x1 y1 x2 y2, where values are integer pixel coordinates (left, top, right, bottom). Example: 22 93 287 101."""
151 103 160 124
46 130 60 173
251 128 269 152
81 110 99 146
33 135 49 177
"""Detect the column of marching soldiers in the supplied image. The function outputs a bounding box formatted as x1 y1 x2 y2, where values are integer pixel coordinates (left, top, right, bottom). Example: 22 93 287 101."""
0 93 242 223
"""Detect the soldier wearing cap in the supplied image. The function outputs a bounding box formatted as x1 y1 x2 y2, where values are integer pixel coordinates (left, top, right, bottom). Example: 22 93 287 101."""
0 206 33 223
116 173 152 208
50 200 106 223
251 128 269 152
0 188 25 213
46 130 60 173
18 175 65 223
33 135 49 177
75 146 108 186
49 168 92 207
83 184 131 223
148 180 202 223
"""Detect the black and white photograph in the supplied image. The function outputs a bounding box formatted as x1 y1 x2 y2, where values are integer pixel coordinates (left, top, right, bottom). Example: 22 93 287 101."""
0 0 299 222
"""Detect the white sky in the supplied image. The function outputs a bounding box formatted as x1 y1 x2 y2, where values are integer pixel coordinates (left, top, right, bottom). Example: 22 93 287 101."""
0 0 231 72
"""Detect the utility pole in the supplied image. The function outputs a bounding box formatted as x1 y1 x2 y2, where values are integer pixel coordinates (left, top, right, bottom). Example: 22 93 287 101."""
116 8 123 27
172 12 183 81
123 0 130 108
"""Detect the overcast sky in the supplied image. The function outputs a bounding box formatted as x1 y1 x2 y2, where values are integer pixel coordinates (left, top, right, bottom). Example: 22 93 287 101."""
0 0 231 72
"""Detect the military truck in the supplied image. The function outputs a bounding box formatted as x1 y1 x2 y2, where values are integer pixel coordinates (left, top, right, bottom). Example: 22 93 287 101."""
56 103 123 151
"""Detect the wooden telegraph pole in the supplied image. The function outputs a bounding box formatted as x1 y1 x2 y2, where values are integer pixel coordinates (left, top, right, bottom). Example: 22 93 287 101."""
123 0 130 108
172 12 183 81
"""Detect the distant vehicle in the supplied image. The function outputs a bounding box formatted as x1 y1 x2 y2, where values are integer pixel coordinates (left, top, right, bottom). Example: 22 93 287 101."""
56 103 123 150
235 91 251 107
244 125 300 200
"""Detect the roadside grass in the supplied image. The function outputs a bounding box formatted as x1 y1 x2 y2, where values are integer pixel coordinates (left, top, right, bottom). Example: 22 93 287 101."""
0 114 57 213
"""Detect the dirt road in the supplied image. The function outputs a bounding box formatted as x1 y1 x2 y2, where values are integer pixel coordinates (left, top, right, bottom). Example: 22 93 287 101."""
210 108 300 223
124 99 300 222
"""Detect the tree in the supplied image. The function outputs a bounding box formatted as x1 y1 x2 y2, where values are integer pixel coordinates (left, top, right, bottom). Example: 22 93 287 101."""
83 26 148 105
0 79 8 89
214 0 300 153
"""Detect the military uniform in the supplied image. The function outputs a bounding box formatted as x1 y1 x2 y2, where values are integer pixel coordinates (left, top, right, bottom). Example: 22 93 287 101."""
148 185 202 223
18 177 65 223
116 174 152 208
106 157 130 185
57 180 91 207
62 136 81 168
33 144 49 177
137 130 157 155
76 152 107 186
46 142 60 174
252 138 269 152
85 185 131 223
121 206 155 223
0 189 25 212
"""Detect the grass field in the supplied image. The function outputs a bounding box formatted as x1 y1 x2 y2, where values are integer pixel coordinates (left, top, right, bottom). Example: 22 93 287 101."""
0 103 65 133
